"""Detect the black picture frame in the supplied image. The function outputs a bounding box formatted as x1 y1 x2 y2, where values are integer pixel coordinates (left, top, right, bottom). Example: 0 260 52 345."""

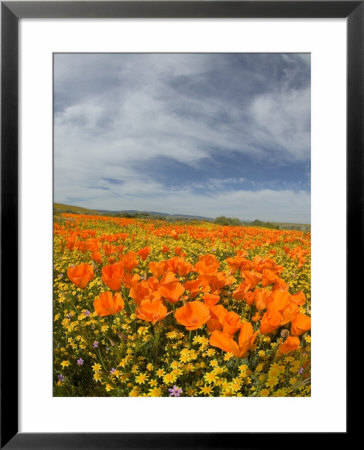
1 1 356 448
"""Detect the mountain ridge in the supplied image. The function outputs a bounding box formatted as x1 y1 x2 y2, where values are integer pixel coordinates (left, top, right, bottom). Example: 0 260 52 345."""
54 203 213 221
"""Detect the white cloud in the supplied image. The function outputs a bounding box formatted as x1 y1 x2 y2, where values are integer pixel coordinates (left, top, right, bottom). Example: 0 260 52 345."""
54 53 311 222
249 87 310 161
55 170 310 223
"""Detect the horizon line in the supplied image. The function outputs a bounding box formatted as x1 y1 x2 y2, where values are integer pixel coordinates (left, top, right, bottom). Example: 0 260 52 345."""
53 202 311 226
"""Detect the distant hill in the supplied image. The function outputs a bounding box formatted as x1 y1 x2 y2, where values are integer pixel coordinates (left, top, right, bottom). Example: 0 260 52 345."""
53 203 310 231
54 203 103 215
97 209 212 220
53 203 213 221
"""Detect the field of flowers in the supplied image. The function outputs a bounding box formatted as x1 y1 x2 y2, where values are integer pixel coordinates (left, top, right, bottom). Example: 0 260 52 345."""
53 213 311 397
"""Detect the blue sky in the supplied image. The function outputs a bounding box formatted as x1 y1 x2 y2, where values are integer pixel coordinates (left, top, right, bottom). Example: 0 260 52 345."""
54 53 310 223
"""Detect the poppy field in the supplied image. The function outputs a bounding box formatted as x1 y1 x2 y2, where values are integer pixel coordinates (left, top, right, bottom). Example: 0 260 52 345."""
54 213 311 397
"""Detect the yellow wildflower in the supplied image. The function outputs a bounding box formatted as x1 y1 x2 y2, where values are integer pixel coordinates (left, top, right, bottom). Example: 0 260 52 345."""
148 387 162 397
135 373 148 384
92 363 102 373
163 373 177 384
200 385 213 396
93 373 102 382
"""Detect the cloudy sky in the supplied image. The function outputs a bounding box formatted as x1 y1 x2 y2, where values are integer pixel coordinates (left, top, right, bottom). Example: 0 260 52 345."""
54 53 310 223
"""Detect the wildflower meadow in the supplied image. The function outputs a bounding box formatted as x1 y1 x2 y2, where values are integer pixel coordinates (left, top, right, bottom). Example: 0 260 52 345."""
53 213 311 397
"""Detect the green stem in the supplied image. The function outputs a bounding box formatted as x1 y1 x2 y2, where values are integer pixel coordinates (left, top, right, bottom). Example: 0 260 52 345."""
152 324 159 364
97 345 108 374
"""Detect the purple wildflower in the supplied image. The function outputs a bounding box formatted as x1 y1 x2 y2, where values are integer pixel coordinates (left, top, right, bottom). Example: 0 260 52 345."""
58 273 64 278
84 310 90 317
77 358 84 365
58 374 65 382
168 385 182 397
93 341 99 348
298 367 304 374
110 368 116 374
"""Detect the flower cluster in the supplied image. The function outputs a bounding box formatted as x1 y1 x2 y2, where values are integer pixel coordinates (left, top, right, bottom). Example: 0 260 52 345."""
54 213 311 397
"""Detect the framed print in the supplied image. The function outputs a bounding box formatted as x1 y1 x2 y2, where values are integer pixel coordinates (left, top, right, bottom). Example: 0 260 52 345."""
1 1 357 448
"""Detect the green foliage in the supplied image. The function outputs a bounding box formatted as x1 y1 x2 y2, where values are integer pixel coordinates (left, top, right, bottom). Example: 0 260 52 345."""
215 216 241 226
251 219 280 230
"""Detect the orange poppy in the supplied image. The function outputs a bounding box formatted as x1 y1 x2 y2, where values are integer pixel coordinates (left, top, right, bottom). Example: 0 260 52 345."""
291 313 311 336
262 269 287 289
158 271 185 303
260 309 282 334
165 257 194 277
149 261 167 279
136 298 167 324
226 251 249 274
222 311 241 336
254 287 271 311
202 293 220 308
121 272 140 289
74 240 85 252
290 291 306 306
159 271 178 285
243 291 255 306
241 270 262 290
174 246 186 257
206 304 228 332
85 238 100 252
253 255 283 274
280 301 300 325
279 336 300 354
138 246 152 261
209 272 234 295
209 304 228 323
66 235 77 250
206 318 222 332
174 301 210 330
102 244 118 257
209 330 240 357
101 262 123 291
232 282 250 301
129 277 159 306
184 278 208 297
91 252 102 264
94 291 124 317
238 321 258 357
261 269 280 286
209 321 256 358
224 274 236 286
67 263 94 288
119 252 139 272
195 254 220 277
129 279 152 306
267 289 290 312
